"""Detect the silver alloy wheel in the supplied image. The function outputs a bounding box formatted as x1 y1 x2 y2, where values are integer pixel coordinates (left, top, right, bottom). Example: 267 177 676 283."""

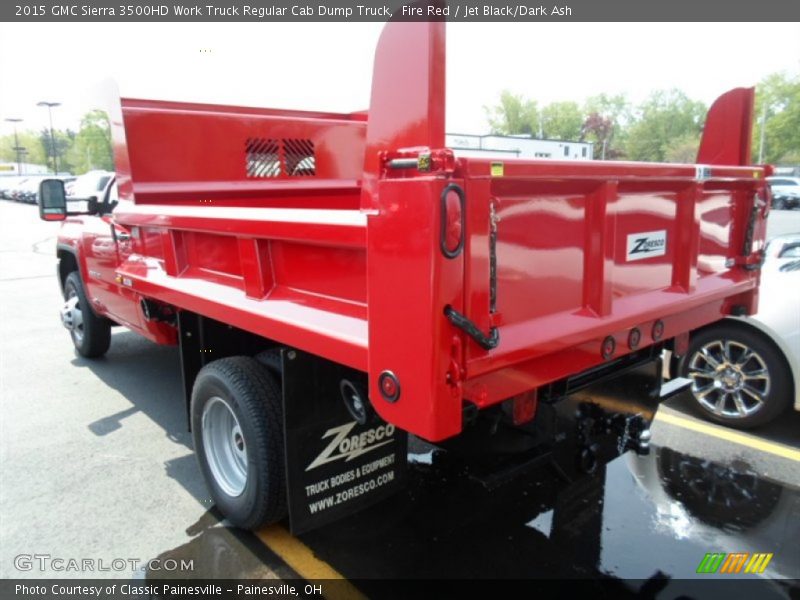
65 289 85 345
687 339 771 418
202 396 248 497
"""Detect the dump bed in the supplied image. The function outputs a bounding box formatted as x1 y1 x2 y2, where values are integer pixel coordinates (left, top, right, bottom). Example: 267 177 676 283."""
107 21 768 442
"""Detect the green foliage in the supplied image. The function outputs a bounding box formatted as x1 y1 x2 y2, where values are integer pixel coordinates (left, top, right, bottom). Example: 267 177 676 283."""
0 130 49 166
663 132 702 164
584 93 632 127
540 101 583 140
582 93 631 158
65 110 114 173
39 128 75 173
624 89 706 162
485 91 538 135
0 110 113 174
754 72 800 164
483 79 795 166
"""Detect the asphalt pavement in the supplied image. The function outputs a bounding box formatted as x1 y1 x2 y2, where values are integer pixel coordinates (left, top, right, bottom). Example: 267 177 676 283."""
1 199 798 595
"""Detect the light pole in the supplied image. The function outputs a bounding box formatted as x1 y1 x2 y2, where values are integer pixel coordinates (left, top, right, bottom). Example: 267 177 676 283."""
37 101 61 174
18 148 28 173
4 118 23 175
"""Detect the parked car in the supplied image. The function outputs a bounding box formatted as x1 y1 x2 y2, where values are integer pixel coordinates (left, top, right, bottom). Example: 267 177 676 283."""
679 234 800 428
16 176 47 204
767 176 800 210
9 177 38 202
66 170 113 200
0 176 28 199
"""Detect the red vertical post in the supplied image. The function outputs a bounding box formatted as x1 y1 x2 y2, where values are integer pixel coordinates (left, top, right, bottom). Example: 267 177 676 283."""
671 184 700 293
582 181 616 317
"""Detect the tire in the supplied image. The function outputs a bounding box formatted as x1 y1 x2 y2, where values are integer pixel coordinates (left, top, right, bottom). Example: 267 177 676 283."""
63 271 111 358
191 356 287 529
679 324 792 429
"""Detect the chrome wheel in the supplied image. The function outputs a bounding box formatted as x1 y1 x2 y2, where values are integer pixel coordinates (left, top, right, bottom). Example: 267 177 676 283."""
201 396 248 497
687 340 770 419
63 289 85 345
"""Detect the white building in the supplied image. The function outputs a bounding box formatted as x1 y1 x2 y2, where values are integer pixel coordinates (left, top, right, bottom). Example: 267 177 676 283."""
446 133 593 161
0 162 51 176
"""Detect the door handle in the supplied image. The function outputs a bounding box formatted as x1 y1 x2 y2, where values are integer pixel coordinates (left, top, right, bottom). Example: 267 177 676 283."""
116 230 131 242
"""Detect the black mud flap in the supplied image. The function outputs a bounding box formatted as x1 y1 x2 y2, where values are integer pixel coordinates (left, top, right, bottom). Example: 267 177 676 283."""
281 350 408 534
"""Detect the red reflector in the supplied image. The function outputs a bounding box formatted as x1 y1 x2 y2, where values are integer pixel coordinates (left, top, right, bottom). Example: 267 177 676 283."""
445 190 462 253
512 390 538 426
378 370 400 403
674 331 690 356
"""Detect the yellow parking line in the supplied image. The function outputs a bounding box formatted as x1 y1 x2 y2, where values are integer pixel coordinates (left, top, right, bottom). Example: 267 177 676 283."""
256 525 366 600
656 411 800 462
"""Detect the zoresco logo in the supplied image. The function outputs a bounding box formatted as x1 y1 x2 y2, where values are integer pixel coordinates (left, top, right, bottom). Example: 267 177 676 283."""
696 552 773 574
306 421 396 471
626 230 667 262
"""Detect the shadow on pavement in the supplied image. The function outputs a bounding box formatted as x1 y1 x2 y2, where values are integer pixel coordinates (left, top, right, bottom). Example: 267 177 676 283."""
70 330 210 504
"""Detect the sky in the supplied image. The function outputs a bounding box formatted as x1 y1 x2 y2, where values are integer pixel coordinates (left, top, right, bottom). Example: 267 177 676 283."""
0 21 798 138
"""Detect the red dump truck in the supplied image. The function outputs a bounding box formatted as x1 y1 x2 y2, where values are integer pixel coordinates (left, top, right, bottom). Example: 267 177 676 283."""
38 21 769 533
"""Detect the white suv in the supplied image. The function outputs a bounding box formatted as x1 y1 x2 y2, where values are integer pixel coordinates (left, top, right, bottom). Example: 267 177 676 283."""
66 170 114 199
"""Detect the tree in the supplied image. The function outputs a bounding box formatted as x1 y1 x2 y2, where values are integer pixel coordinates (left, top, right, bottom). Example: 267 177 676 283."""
664 132 702 164
584 93 631 126
582 93 631 159
65 110 114 174
540 101 582 140
582 113 616 159
485 91 538 135
0 130 49 167
625 89 706 162
38 128 74 173
754 72 800 164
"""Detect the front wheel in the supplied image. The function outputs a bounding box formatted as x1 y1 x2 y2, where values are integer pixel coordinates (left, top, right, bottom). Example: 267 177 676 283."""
62 272 111 358
679 324 792 429
191 357 287 529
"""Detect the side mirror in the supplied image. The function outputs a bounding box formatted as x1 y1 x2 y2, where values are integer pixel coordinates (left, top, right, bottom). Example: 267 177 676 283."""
38 179 67 222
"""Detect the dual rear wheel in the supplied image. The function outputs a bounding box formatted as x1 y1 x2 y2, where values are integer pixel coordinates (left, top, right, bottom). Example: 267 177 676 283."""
191 357 288 529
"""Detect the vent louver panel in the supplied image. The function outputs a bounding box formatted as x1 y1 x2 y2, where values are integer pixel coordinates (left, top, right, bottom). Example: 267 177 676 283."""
245 138 316 178
246 138 280 178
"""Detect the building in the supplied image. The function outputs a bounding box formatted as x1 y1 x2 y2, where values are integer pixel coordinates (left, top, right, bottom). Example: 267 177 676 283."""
0 162 51 176
446 133 593 161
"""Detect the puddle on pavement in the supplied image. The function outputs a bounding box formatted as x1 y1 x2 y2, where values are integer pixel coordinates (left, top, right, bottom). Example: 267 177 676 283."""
144 441 800 595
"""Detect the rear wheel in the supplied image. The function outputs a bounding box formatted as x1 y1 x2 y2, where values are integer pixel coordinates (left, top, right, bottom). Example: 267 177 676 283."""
63 271 111 358
679 324 792 429
191 356 287 529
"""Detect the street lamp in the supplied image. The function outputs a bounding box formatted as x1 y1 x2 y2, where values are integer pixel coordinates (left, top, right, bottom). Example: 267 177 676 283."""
37 101 61 174
3 117 23 175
